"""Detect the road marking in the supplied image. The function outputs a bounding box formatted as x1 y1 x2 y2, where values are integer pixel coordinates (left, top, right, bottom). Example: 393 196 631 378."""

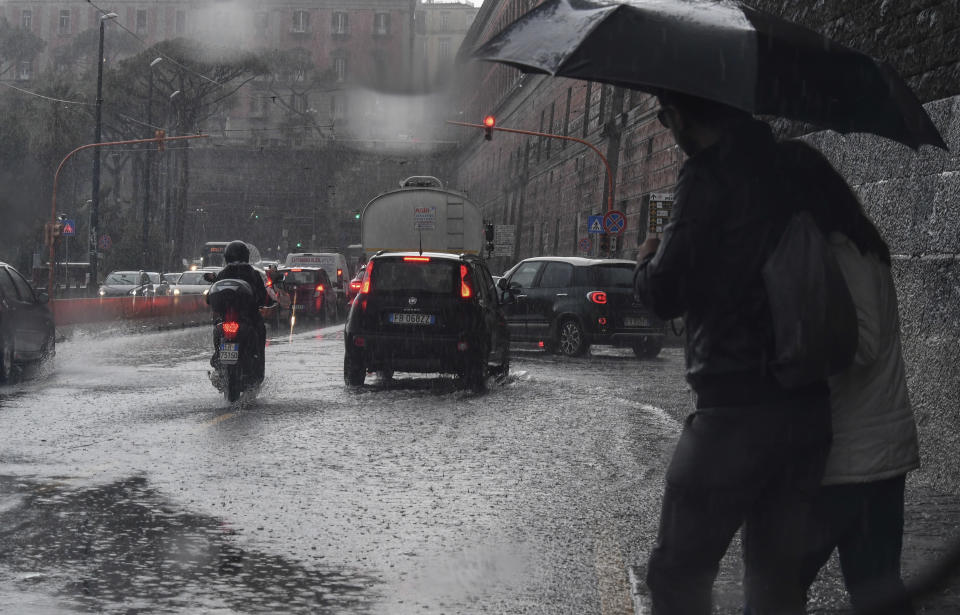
204 412 235 427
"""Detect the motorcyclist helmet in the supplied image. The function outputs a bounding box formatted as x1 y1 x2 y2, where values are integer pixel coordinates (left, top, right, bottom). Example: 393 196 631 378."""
224 240 250 264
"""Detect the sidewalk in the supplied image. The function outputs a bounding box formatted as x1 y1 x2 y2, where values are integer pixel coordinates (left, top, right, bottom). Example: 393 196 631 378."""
627 425 960 613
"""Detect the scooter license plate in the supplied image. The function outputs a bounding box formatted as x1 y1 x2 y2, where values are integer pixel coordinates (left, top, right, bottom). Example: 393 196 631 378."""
220 343 240 364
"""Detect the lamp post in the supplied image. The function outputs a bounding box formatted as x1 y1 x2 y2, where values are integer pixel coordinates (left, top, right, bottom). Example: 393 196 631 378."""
88 11 117 293
141 56 163 268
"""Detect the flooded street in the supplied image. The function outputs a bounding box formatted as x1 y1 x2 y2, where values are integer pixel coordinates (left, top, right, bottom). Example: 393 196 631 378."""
0 323 687 614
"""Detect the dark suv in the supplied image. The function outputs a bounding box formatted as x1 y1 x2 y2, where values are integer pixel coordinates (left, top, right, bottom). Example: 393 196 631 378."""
343 252 509 390
498 257 666 358
275 266 337 324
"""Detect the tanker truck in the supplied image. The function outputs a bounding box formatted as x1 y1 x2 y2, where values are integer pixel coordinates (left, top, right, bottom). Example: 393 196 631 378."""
360 176 484 257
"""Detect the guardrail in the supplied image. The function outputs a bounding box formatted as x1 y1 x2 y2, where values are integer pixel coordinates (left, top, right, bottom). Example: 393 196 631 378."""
51 294 211 328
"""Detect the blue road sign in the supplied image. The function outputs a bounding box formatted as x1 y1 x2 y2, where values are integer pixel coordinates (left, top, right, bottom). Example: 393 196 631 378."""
587 215 604 234
61 220 76 236
603 210 626 236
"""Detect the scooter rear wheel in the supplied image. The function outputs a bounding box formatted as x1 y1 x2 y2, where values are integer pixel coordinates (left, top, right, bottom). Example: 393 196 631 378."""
226 365 243 402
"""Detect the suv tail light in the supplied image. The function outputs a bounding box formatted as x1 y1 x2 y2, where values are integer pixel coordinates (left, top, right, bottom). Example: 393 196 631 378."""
587 291 607 304
337 268 343 281
460 264 473 299
314 284 325 297
361 261 372 294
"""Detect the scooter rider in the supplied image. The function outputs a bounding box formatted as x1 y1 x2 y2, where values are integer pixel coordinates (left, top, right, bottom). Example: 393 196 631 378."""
212 240 268 382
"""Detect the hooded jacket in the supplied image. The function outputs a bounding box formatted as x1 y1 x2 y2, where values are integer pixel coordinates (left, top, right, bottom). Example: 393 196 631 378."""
214 263 268 321
634 118 827 408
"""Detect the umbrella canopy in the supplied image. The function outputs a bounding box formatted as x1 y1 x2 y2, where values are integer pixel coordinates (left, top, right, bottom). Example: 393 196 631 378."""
472 0 946 150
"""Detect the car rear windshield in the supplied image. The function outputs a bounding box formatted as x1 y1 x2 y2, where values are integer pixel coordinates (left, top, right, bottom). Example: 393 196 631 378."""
104 272 139 285
594 264 635 287
373 259 456 294
178 272 205 285
282 270 319 285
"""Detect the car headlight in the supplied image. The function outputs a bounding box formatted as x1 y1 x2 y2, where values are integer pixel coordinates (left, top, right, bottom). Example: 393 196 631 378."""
98 288 105 296
202 288 209 296
172 288 181 295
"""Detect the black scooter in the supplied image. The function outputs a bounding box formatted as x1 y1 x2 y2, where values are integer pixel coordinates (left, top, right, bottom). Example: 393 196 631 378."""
206 278 260 402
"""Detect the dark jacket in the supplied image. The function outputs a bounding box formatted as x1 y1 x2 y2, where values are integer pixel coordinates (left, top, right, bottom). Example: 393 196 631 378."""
634 118 827 408
214 263 268 321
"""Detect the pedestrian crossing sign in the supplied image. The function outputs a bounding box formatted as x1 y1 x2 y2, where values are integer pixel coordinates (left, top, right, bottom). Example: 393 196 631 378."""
587 215 604 234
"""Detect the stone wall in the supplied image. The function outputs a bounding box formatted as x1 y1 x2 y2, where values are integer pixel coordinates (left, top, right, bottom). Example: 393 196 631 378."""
804 96 960 491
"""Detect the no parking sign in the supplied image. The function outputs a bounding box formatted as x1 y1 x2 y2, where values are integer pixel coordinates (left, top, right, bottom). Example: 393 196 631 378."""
602 210 626 236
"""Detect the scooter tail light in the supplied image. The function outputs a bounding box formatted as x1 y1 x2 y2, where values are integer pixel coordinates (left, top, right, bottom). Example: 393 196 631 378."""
223 321 240 340
460 264 473 299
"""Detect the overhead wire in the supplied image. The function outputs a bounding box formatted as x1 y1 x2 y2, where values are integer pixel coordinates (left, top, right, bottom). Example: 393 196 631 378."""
0 81 95 106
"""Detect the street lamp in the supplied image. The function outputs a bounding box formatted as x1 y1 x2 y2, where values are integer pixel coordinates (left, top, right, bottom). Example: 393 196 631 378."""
89 11 117 293
141 56 163 268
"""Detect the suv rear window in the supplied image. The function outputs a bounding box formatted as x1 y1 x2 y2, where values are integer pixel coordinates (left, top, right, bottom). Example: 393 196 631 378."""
373 260 456 294
594 264 635 287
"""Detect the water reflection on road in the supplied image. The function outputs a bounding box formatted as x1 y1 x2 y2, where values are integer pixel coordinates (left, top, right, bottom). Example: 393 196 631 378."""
0 475 380 614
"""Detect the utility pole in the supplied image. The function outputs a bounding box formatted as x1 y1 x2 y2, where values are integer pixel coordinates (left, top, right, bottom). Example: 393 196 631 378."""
142 57 163 268
89 12 117 292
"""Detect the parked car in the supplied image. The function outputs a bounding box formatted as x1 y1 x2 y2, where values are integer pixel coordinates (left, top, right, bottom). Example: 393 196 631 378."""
171 270 213 295
0 262 55 383
343 252 509 391
498 256 666 358
276 266 337 324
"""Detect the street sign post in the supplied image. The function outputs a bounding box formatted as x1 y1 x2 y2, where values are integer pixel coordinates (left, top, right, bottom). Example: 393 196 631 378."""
493 224 515 257
648 192 674 236
587 215 604 234
602 210 626 236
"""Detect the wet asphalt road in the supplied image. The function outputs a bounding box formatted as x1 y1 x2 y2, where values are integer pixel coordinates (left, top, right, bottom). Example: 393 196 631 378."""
0 321 690 614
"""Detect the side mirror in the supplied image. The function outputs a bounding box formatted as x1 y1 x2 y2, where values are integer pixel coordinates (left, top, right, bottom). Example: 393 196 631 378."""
37 292 49 305
496 277 508 291
202 272 217 283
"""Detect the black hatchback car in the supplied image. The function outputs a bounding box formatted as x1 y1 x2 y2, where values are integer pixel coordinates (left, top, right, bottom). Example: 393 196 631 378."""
498 256 666 358
343 252 509 390
0 262 55 383
275 266 337 324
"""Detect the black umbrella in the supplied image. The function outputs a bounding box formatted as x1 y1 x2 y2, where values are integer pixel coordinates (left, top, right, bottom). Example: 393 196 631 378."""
472 0 946 150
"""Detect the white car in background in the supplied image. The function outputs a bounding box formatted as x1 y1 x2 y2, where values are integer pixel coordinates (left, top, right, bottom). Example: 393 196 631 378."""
170 270 213 296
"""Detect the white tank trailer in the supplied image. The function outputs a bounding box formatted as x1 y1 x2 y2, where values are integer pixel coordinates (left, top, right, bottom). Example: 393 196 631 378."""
360 176 483 257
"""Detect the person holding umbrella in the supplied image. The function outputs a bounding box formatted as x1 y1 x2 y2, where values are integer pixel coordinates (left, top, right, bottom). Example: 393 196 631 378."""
633 90 834 614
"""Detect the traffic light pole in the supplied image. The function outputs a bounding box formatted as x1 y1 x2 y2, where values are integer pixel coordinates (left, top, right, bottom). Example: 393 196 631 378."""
446 120 615 213
48 132 208 296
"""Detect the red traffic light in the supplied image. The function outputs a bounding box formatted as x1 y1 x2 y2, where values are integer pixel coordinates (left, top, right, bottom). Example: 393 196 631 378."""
483 115 495 141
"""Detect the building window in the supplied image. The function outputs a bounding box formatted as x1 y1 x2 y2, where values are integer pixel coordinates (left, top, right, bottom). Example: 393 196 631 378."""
59 10 70 35
254 12 268 35
440 12 450 32
136 10 148 35
333 57 347 82
17 60 32 81
374 12 390 36
292 10 309 33
332 12 348 35
291 93 308 113
175 11 186 35
21 10 32 30
331 95 345 119
438 38 451 62
415 10 426 34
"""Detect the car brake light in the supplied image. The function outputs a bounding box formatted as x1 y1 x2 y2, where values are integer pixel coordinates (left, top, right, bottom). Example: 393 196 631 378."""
337 268 343 280
403 256 431 262
588 291 607 304
350 281 361 290
265 277 272 287
223 321 240 340
316 284 324 292
291 268 302 272
460 264 473 299
361 261 372 294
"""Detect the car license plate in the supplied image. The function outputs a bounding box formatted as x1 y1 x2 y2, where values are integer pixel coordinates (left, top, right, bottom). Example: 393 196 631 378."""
292 304 305 311
220 343 239 364
624 316 649 328
389 312 435 325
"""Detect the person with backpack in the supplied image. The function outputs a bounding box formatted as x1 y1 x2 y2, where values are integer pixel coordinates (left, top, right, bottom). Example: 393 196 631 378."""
633 91 835 614
773 141 920 614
